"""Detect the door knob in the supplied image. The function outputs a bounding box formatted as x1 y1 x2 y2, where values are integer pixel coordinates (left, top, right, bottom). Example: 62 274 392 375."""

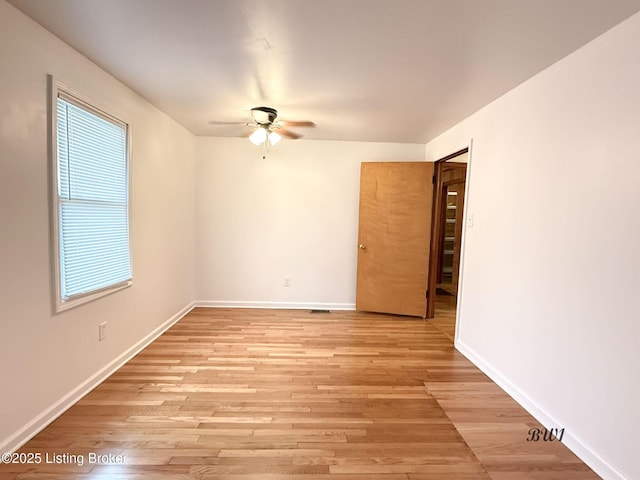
359 244 366 249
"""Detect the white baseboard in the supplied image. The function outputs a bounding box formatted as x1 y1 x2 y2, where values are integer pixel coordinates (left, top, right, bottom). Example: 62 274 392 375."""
455 339 628 480
0 301 195 454
195 300 356 311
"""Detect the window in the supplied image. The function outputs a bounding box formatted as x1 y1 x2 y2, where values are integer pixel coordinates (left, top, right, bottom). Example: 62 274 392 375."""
50 76 132 312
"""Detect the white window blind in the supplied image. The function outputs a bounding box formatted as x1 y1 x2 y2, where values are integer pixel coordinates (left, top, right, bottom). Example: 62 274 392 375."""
55 94 131 302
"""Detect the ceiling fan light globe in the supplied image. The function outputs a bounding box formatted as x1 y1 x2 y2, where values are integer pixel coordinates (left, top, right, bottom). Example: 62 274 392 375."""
249 127 267 145
268 131 282 145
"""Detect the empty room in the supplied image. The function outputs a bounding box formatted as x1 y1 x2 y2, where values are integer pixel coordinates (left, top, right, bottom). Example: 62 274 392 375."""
1 1 639 479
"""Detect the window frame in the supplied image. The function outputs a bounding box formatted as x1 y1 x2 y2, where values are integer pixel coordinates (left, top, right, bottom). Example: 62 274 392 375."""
48 75 133 313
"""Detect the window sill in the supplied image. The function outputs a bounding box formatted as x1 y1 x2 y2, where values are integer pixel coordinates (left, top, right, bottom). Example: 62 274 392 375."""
55 280 132 314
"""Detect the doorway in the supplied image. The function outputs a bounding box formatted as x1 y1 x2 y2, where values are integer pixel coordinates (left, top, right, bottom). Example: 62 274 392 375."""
354 154 469 322
426 149 469 340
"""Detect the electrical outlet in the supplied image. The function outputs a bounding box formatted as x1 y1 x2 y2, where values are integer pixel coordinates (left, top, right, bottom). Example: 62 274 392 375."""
284 276 291 287
99 322 107 342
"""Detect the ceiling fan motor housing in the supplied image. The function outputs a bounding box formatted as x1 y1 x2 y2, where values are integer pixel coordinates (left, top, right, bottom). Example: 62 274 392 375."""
251 106 278 125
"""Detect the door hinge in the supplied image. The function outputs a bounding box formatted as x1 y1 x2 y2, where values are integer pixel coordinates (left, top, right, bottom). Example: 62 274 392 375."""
432 175 436 184
425 289 429 298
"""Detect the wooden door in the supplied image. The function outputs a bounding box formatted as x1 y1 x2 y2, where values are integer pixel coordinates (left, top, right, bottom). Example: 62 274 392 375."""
356 162 434 317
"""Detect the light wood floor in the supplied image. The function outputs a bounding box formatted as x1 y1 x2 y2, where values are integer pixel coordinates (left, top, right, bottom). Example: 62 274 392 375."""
0 302 598 479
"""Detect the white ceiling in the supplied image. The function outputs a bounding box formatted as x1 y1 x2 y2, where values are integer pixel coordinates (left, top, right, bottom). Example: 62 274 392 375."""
8 0 640 143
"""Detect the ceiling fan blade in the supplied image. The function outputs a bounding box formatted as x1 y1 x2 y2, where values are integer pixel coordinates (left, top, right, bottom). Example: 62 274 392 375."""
274 128 301 139
208 120 248 126
280 120 316 128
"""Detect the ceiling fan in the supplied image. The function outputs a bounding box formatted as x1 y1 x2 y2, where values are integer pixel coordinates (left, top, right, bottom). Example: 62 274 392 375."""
210 106 315 155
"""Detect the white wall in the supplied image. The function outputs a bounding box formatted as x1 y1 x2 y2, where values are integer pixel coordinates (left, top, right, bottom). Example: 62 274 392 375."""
0 1 196 451
4 1 639 476
426 12 640 480
196 138 424 309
